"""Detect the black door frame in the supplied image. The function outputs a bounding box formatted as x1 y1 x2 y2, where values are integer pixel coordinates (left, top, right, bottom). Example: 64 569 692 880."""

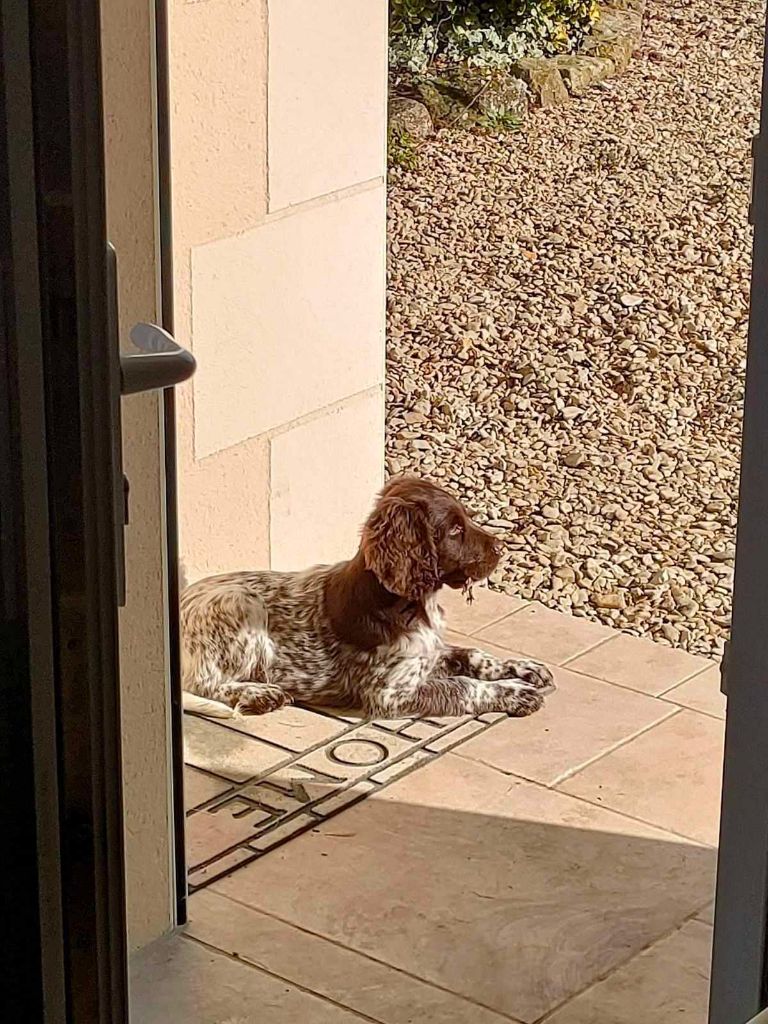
710 8 768 1022
154 0 188 929
1 0 128 1020
5 0 768 1020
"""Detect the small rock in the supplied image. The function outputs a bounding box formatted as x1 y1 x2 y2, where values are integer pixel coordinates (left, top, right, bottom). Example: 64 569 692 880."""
563 451 586 468
661 624 681 644
592 592 625 610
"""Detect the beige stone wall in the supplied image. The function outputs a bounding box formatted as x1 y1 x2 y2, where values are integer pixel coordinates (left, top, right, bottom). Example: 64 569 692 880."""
170 0 388 581
101 0 174 949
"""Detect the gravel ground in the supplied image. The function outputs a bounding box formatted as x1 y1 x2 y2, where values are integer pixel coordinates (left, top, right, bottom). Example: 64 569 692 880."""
386 0 764 658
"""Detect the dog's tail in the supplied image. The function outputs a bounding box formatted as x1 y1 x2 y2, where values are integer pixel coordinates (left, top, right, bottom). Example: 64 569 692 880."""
182 689 236 719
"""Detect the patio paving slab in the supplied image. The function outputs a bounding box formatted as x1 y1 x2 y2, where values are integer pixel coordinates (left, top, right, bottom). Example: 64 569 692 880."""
210 753 715 1023
559 708 725 846
184 714 290 782
454 659 677 786
188 889 520 1024
662 663 726 719
129 932 368 1023
564 631 710 696
219 703 351 751
475 603 615 666
545 919 713 1024
439 585 529 636
184 766 233 812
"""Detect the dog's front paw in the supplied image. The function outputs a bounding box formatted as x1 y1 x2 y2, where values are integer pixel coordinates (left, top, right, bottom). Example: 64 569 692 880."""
501 658 555 695
501 682 546 717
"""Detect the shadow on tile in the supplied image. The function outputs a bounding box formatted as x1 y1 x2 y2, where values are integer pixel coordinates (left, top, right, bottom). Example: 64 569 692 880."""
205 756 716 1023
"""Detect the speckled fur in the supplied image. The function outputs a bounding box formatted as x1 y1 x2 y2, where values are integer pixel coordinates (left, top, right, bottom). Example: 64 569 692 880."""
181 479 555 718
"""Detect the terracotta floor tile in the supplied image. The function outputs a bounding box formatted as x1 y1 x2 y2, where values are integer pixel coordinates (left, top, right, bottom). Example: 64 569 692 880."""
445 630 527 662
220 704 350 751
185 801 271 869
696 902 715 926
559 709 724 845
184 714 289 782
183 766 232 812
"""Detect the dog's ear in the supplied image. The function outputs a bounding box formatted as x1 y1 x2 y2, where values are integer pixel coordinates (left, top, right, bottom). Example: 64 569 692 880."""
361 496 440 600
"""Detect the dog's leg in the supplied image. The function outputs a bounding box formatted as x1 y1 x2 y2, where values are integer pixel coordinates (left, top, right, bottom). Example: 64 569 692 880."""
182 586 290 716
215 680 292 715
183 679 291 717
366 656 554 719
182 690 237 719
440 645 555 692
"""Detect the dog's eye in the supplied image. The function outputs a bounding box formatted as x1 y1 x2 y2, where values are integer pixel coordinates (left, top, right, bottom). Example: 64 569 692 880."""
449 523 464 537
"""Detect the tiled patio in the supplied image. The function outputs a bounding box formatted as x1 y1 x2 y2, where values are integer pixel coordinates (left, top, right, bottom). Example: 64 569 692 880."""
131 589 724 1023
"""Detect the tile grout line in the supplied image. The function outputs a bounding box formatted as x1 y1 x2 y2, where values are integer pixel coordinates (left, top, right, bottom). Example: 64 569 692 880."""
449 736 718 849
452 702 682 790
554 655 718 702
552 781 718 850
463 600 532 637
547 704 683 787
559 631 617 667
655 656 722 697
451 622 721 705
561 636 718 688
532 902 716 1023
186 712 364 813
197 889 526 1023
656 694 725 721
182 933 385 1024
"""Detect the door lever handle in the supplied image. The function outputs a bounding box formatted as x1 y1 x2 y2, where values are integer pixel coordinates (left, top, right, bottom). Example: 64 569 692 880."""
120 322 196 395
106 240 197 606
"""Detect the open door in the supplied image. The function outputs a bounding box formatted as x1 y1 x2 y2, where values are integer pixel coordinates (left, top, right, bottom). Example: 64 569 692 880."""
1 0 190 1018
1 0 129 1016
710 9 768 1024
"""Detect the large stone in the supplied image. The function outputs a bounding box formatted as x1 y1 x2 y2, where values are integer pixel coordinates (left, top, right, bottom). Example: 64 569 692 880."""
606 0 645 11
388 95 433 140
417 66 528 125
553 54 616 96
582 5 644 73
510 58 569 109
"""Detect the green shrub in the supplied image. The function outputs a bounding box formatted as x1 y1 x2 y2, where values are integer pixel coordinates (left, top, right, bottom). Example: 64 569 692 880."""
387 124 421 169
390 0 599 71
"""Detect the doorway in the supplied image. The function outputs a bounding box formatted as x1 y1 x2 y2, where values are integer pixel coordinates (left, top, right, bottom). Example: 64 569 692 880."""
3 0 768 1022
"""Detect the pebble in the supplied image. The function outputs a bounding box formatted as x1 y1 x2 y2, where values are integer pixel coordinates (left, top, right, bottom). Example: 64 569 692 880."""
386 0 759 658
592 592 626 610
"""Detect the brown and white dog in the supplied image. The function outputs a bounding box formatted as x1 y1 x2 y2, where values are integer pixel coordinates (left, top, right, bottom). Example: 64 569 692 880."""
181 476 555 719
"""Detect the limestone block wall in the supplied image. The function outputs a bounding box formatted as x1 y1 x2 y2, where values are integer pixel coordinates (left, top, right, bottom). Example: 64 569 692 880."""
169 0 388 580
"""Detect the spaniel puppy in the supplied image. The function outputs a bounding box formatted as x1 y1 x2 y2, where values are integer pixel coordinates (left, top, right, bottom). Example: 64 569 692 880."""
181 477 555 719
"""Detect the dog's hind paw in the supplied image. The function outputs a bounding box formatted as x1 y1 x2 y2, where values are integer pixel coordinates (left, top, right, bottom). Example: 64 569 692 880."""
235 683 292 715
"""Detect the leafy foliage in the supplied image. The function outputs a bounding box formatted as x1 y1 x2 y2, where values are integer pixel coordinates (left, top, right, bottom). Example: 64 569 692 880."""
387 124 421 170
390 0 599 71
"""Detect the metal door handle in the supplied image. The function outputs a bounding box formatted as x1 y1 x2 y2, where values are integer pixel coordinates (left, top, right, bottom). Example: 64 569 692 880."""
107 242 196 606
121 322 196 395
